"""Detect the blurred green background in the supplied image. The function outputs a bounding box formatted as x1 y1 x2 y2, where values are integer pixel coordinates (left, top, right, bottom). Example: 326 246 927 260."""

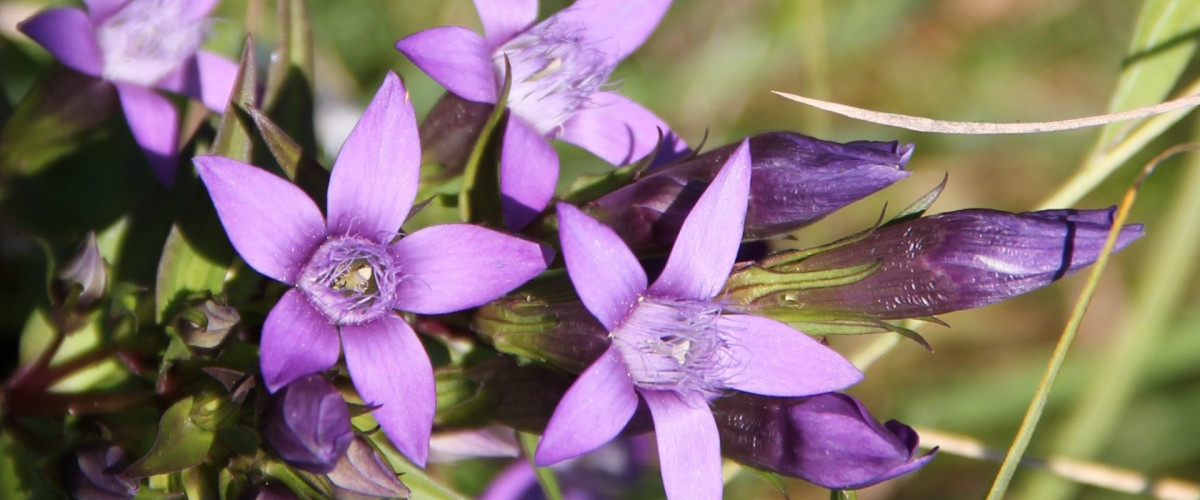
2 0 1199 499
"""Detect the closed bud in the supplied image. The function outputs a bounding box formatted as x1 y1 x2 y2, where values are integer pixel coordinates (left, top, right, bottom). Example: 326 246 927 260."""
586 132 912 250
177 296 241 350
68 442 139 500
262 374 354 474
327 437 411 499
56 232 107 309
714 392 936 489
731 207 1144 319
474 295 609 374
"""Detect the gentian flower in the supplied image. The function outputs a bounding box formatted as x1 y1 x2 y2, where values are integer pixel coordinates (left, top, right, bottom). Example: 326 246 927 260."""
535 140 862 500
397 0 684 229
262 374 354 474
194 72 552 466
19 0 237 185
587 132 914 250
765 207 1145 319
714 392 936 490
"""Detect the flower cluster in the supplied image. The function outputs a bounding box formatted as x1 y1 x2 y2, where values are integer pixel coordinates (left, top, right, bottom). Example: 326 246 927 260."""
1 1 1146 499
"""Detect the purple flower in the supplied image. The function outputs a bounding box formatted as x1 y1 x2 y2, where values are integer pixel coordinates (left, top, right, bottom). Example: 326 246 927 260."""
714 392 936 490
19 0 237 185
262 374 354 474
775 207 1145 319
397 0 684 229
534 140 862 500
587 132 913 250
193 72 552 466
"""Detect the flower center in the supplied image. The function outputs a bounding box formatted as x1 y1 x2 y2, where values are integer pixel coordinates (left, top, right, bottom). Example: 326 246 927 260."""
610 297 730 395
95 0 209 86
493 22 614 136
297 236 400 326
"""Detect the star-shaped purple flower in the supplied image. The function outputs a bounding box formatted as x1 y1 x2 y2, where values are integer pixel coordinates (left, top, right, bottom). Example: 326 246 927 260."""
193 72 553 466
396 0 685 229
19 0 237 185
535 140 863 500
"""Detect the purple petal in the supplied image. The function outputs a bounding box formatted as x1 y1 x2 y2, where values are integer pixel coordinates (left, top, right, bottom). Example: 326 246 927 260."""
154 51 238 113
544 0 671 62
642 390 722 500
560 91 685 166
263 374 354 474
83 0 130 23
473 0 538 49
649 139 750 300
556 203 647 330
327 72 420 238
193 156 326 283
501 116 559 230
18 7 104 76
259 289 341 392
390 223 552 315
177 0 219 21
396 27 498 104
718 314 862 396
116 83 179 185
535 347 638 466
342 315 435 466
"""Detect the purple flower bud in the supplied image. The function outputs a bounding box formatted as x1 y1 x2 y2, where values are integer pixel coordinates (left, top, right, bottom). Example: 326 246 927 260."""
69 442 138 500
774 207 1144 318
56 231 107 308
586 132 912 250
327 437 411 499
177 296 241 350
714 392 935 489
262 374 354 474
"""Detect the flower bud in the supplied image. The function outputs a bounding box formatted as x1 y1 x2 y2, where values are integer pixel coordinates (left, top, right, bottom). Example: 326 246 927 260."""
176 296 241 350
714 392 935 489
262 374 354 474
586 132 912 250
327 437 411 499
56 232 107 309
474 295 609 374
732 207 1143 319
68 442 139 500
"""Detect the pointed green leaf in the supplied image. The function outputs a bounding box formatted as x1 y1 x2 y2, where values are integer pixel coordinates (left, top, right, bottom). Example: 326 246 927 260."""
123 396 217 477
212 38 258 162
263 0 317 155
887 174 947 225
460 59 513 226
154 213 234 323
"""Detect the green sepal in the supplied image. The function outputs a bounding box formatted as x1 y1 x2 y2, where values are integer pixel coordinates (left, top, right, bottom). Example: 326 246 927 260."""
261 460 336 500
262 0 317 156
885 174 946 226
742 466 792 500
560 129 664 204
241 104 328 205
211 38 258 162
723 260 881 307
459 58 513 226
122 396 217 478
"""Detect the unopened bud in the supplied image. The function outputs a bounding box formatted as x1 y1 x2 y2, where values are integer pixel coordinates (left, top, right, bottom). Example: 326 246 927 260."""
262 374 353 474
68 442 138 500
714 392 936 489
327 437 410 499
56 232 107 308
177 296 241 350
587 133 912 250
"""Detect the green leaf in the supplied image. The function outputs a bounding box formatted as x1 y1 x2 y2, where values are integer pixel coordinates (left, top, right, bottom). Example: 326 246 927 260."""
0 430 55 500
123 397 217 478
154 219 233 324
0 67 120 177
242 104 328 205
459 59 513 226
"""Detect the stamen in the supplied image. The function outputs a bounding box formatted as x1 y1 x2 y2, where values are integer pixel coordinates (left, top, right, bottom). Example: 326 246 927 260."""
297 237 400 325
611 298 729 396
